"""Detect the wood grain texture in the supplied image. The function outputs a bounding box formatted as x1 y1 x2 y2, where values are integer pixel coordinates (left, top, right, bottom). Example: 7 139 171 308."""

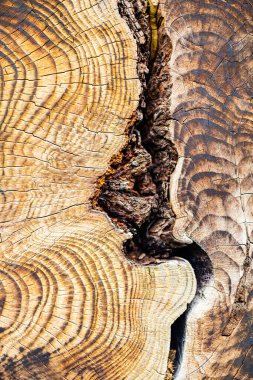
162 0 253 378
0 0 196 379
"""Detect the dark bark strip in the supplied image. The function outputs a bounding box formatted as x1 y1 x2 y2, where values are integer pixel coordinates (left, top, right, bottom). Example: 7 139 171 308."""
94 0 253 378
96 0 183 262
94 2 200 378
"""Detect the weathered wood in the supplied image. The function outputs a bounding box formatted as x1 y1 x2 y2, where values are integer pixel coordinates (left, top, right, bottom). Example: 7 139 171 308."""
162 0 253 378
0 1 196 379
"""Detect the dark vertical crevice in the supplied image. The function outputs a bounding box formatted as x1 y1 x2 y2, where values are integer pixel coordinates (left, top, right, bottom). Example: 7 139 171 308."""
96 0 183 263
170 243 213 377
170 309 188 376
93 1 213 378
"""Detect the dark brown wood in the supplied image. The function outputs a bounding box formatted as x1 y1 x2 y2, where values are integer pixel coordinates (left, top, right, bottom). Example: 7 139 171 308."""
164 1 253 378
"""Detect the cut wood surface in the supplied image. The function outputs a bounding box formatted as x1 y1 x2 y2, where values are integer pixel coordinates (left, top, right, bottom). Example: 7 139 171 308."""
0 1 196 379
162 0 253 379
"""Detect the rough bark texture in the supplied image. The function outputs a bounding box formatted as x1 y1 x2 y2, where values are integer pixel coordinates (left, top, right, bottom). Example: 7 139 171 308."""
0 0 196 379
98 0 181 262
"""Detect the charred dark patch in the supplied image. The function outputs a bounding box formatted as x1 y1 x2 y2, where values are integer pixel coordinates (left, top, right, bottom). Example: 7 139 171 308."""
21 347 50 368
0 348 53 380
0 354 19 379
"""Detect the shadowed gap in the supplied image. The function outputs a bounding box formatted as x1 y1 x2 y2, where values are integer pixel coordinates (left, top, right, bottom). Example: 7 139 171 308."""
94 1 214 378
170 243 213 377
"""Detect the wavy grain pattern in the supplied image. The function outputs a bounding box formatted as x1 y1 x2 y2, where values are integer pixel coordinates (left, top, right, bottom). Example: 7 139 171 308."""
163 0 253 378
0 1 196 379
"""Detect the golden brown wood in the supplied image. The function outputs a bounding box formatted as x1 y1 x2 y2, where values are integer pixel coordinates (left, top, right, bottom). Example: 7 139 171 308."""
161 0 253 378
0 1 196 379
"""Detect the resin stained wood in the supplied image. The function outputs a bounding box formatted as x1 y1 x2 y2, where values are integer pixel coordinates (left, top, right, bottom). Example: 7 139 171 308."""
0 1 196 379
